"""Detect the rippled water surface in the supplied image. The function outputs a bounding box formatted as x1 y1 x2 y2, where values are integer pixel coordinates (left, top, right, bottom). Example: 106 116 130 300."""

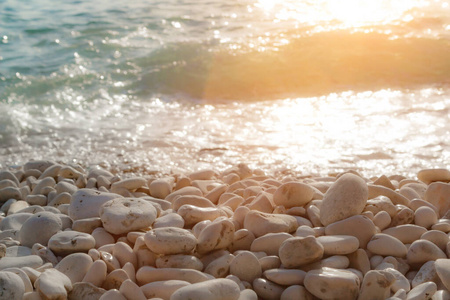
1 0 449 176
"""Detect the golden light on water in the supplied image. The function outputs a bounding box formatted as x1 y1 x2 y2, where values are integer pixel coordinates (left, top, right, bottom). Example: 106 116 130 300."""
257 0 428 28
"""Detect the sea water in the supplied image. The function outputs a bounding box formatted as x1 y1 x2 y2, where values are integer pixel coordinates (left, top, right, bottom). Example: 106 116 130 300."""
1 0 449 176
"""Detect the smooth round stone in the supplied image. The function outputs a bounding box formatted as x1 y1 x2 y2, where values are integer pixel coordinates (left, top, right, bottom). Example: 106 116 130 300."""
304 267 361 300
367 233 408 258
119 279 146 300
35 269 72 300
253 278 285 300
325 215 376 248
264 269 306 286
103 269 129 290
229 229 255 252
98 289 126 300
279 236 324 268
319 173 368 226
82 260 107 287
316 235 359 255
412 261 437 288
136 266 213 285
111 177 147 191
71 217 103 234
165 186 203 203
55 253 93 284
170 278 240 300
358 270 395 300
407 240 447 268
368 184 410 206
243 210 297 238
149 178 173 199
153 212 185 228
144 227 197 255
239 289 258 300
420 230 449 251
347 249 371 275
0 187 22 203
407 282 437 300
301 255 350 272
0 255 43 270
113 242 137 269
99 198 157 235
418 168 450 185
273 182 315 208
250 232 292 256
373 211 392 231
435 259 450 291
382 224 428 244
229 251 261 283
197 219 235 254
0 212 33 231
177 205 227 227
140 280 190 299
0 271 26 300
156 254 203 271
204 253 234 278
68 282 106 300
280 285 310 300
172 195 215 211
48 231 96 256
424 182 450 217
5 245 32 257
68 189 121 220
19 211 62 247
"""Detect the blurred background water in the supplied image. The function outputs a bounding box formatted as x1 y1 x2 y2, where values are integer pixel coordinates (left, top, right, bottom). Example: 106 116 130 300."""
0 0 449 176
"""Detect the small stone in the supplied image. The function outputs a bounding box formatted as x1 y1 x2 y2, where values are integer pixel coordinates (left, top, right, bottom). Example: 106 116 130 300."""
149 178 173 199
71 217 103 234
229 251 261 283
68 189 121 221
119 279 146 300
19 211 62 247
280 285 311 300
204 253 234 278
68 282 106 300
264 269 306 286
243 210 297 238
418 169 450 185
55 253 93 284
435 259 450 291
48 231 96 256
177 205 227 227
304 267 360 300
0 271 26 300
99 198 157 235
144 227 197 255
368 184 410 206
102 269 129 290
140 280 190 299
420 230 449 251
35 269 72 300
250 232 291 256
0 255 43 270
358 270 395 300
0 187 22 203
197 219 235 254
385 267 410 293
382 224 428 244
316 235 359 256
424 182 450 217
406 281 437 300
279 236 324 268
412 261 438 288
153 212 185 228
253 278 285 300
82 260 107 287
367 233 408 258
156 254 203 270
136 266 213 285
373 210 392 231
325 215 376 248
320 173 368 226
170 278 240 300
407 240 446 269
273 182 315 208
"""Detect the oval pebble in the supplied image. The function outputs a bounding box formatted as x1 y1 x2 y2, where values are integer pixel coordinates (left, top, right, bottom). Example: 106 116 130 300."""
48 231 96 256
18 211 62 247
317 235 359 255
170 278 240 300
279 236 324 268
367 233 407 258
144 227 197 255
229 251 261 283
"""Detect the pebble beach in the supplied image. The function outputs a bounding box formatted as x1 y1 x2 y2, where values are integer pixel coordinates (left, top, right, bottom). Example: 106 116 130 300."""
0 160 449 299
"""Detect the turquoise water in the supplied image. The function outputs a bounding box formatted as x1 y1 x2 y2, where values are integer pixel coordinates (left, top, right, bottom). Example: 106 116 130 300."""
1 0 449 176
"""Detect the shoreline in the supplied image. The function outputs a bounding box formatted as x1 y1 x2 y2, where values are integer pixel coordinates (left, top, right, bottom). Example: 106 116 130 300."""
0 160 449 299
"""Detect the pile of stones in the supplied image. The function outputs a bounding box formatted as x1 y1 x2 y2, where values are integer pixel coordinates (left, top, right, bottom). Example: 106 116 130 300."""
0 160 449 299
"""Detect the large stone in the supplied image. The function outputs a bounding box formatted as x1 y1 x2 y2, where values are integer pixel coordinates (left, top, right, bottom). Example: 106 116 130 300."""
320 173 368 226
273 182 315 208
279 236 324 268
367 233 407 258
304 267 360 300
35 269 72 300
243 210 297 238
18 211 62 247
48 231 96 256
144 227 197 255
68 189 121 220
0 271 26 300
325 215 376 248
424 182 450 217
99 198 157 235
171 278 240 300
